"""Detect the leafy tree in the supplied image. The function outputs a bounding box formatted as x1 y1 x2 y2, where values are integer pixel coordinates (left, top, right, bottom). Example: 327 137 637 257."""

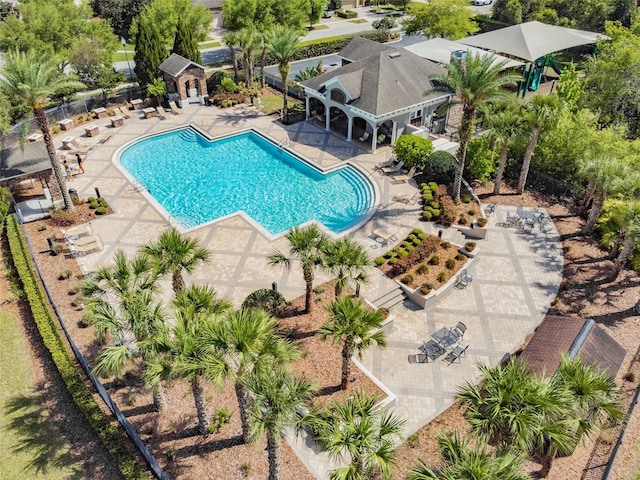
465 137 497 184
0 50 83 212
407 431 530 480
0 91 12 133
402 0 478 40
266 26 302 119
318 296 386 390
213 308 300 443
556 62 584 110
242 368 316 480
424 150 457 184
547 0 613 32
146 78 167 106
133 7 167 88
172 14 202 64
517 93 562 194
301 392 405 480
223 31 241 82
392 135 434 170
90 0 149 38
268 224 328 313
322 237 371 299
435 53 519 200
372 16 397 30
69 35 121 90
309 0 329 27
223 0 310 32
141 228 210 293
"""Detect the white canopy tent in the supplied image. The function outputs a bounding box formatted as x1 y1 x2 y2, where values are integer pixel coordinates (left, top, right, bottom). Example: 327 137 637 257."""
404 38 525 70
458 21 609 62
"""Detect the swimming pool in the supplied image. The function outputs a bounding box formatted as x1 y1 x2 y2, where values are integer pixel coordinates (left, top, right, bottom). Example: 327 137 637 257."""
117 127 376 235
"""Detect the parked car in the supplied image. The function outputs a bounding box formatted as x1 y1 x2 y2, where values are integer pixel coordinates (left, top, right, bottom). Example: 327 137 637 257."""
322 9 334 18
474 0 492 5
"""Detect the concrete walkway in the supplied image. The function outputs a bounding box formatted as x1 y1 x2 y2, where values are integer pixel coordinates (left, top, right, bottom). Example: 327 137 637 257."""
51 105 563 479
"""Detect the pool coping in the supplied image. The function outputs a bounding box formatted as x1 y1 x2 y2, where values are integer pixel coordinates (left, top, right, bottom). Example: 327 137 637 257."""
112 124 381 240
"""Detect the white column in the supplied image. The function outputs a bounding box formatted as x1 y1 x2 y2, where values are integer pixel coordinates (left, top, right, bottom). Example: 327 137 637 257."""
347 116 353 142
391 121 398 143
305 97 310 120
325 106 330 131
372 126 378 154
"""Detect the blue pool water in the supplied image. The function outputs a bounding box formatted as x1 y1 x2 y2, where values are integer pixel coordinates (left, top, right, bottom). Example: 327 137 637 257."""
119 128 375 235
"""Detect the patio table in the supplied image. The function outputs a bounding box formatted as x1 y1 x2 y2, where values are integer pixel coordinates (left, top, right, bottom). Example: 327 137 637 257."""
431 327 458 349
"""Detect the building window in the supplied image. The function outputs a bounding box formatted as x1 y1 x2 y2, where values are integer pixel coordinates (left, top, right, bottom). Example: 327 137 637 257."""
410 109 422 127
330 89 346 104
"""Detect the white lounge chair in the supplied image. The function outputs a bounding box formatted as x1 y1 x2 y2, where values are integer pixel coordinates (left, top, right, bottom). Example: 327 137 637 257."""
358 131 370 142
113 106 131 119
381 160 404 175
169 101 183 115
392 166 417 183
156 106 168 119
61 222 93 239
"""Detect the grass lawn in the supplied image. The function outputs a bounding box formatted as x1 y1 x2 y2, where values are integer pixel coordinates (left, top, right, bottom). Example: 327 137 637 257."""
199 40 221 49
259 94 284 115
0 310 83 479
349 18 369 23
308 24 330 30
112 51 134 62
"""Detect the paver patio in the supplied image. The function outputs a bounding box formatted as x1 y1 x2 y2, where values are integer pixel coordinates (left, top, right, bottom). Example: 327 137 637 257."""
52 104 563 479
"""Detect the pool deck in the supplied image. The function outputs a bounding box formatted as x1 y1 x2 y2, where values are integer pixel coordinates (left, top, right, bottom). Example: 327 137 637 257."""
53 103 563 479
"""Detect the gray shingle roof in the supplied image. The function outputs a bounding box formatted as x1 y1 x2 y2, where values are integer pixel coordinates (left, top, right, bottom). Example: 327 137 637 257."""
159 53 204 78
339 36 395 63
0 142 51 181
301 42 448 117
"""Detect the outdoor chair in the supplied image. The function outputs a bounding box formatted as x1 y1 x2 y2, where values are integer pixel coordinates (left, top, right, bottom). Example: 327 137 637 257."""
113 107 131 119
61 222 93 240
451 321 467 340
358 131 370 142
156 106 168 119
391 166 417 183
484 204 495 217
375 156 395 170
443 344 468 365
70 138 92 154
408 353 428 364
169 101 183 115
381 160 404 175
454 269 473 289
69 234 101 247
505 212 519 227
421 339 446 361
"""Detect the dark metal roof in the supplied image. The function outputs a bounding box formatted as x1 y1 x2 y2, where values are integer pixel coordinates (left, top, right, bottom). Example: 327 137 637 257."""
159 53 205 78
0 142 51 181
302 39 449 117
338 36 395 63
518 315 626 378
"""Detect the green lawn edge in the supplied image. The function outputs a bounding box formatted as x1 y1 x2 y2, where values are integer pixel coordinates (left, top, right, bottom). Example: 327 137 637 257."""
5 215 148 480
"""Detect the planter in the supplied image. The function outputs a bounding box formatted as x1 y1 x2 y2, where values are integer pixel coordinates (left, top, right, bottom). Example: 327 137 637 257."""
476 218 487 227
464 242 476 252
419 284 434 295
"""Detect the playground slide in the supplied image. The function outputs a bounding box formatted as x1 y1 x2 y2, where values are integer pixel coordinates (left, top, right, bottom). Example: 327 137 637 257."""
547 56 563 76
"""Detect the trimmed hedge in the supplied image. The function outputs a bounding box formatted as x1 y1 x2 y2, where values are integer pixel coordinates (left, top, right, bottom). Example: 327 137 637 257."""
5 215 147 480
336 9 357 18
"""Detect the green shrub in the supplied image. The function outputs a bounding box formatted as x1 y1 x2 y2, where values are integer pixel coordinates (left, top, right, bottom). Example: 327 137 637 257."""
95 206 107 215
89 201 99 209
58 268 72 280
445 258 456 270
412 228 424 235
422 193 433 202
400 273 414 285
337 9 358 18
425 151 457 184
465 136 496 183
441 241 451 249
431 209 440 218
467 208 477 216
397 249 409 258
408 234 417 242
375 257 386 265
402 241 411 249
455 253 466 261
416 264 428 275
99 197 108 207
428 254 440 265
389 257 398 264
462 193 472 204
392 135 433 169
412 237 422 245
313 285 325 294
458 215 468 225
429 201 439 209
428 182 438 191
87 196 96 203
384 251 395 259
405 244 415 252
417 232 426 240
242 288 287 316
437 271 447 282
422 210 433 221
5 215 147 480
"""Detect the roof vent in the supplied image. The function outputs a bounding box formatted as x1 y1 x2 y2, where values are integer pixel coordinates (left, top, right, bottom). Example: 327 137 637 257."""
389 52 401 59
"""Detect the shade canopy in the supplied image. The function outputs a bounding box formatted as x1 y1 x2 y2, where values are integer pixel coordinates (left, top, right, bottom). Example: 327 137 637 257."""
0 142 51 182
459 21 608 62
404 38 525 70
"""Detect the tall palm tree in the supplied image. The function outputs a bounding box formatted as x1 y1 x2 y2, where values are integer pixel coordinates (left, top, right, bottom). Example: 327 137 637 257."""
146 77 166 107
303 392 405 480
608 200 640 281
81 250 167 409
434 53 519 201
407 431 530 480
145 298 228 435
242 368 316 480
516 94 561 194
211 308 300 443
222 31 240 83
237 27 260 88
577 153 627 235
0 50 84 212
457 359 576 455
481 98 525 195
265 26 301 120
322 237 372 299
268 224 328 313
141 228 210 293
318 296 386 390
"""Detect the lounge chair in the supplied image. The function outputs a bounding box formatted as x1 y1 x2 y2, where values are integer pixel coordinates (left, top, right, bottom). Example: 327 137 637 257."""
67 236 103 257
61 222 93 239
114 106 131 119
69 234 101 247
358 131 370 142
375 157 395 170
443 344 468 365
408 354 428 364
69 138 92 154
156 106 168 119
169 101 183 115
454 269 473 289
381 160 404 175
392 166 417 183
96 133 113 145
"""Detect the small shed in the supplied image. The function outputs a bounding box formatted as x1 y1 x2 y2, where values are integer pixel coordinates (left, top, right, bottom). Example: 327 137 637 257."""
518 315 626 379
159 53 208 108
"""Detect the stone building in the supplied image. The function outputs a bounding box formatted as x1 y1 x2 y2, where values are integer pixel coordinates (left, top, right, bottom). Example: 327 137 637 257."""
159 54 209 107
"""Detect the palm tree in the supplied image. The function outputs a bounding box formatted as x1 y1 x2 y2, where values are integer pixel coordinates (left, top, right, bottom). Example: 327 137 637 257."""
481 98 525 195
322 237 372 299
407 431 530 480
268 224 328 313
318 296 386 390
242 368 316 480
172 283 232 315
577 153 627 235
217 76 236 103
0 50 84 212
303 392 405 480
457 359 576 455
222 31 240 83
265 26 301 120
81 250 167 409
141 228 210 293
237 27 260 88
212 308 300 443
434 53 519 201
538 355 623 476
146 77 166 107
145 294 229 435
516 94 561 194
608 200 640 281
